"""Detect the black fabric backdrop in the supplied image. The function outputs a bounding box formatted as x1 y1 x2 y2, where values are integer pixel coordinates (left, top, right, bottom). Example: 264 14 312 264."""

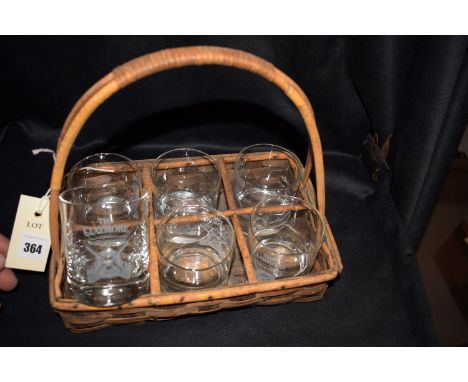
0 36 466 346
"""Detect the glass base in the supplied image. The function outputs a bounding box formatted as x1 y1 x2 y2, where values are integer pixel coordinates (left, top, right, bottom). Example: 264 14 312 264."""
69 275 149 307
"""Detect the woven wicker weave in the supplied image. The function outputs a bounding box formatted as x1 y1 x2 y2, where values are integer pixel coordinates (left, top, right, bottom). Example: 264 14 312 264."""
48 46 343 332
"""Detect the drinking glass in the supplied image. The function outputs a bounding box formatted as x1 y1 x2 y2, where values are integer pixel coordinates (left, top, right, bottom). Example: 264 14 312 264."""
67 152 142 191
248 196 325 280
151 148 221 216
156 205 235 291
59 185 149 306
233 144 302 232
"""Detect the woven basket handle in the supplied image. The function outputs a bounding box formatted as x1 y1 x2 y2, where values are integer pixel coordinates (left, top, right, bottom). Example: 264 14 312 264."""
50 46 325 259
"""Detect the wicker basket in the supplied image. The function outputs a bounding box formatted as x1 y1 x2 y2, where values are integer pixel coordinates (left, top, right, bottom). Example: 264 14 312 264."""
48 46 343 332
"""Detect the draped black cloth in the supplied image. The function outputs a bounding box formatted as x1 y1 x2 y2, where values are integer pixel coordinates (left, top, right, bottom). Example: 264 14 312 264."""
1 36 466 345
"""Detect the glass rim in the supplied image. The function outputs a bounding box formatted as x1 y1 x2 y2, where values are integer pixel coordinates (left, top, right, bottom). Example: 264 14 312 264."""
59 185 148 206
151 147 222 193
156 205 235 271
234 143 303 191
249 195 326 249
68 152 142 186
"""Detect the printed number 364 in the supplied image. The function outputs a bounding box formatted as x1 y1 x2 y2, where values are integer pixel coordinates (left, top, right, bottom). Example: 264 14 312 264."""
23 242 42 254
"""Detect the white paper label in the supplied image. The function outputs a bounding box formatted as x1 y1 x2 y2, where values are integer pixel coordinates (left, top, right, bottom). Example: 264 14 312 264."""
5 195 51 272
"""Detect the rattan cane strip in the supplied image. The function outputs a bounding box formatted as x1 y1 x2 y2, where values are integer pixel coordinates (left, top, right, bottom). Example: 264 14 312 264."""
142 165 161 294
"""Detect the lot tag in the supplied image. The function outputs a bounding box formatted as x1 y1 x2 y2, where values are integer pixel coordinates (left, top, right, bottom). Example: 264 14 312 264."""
6 194 51 272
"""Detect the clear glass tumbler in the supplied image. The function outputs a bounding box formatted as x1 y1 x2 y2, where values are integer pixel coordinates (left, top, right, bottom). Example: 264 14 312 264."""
156 205 235 291
59 185 149 306
151 148 221 216
248 196 325 280
233 144 302 232
67 152 142 191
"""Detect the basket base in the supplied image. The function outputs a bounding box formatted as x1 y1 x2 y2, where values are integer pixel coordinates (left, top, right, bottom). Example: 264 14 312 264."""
57 282 328 333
